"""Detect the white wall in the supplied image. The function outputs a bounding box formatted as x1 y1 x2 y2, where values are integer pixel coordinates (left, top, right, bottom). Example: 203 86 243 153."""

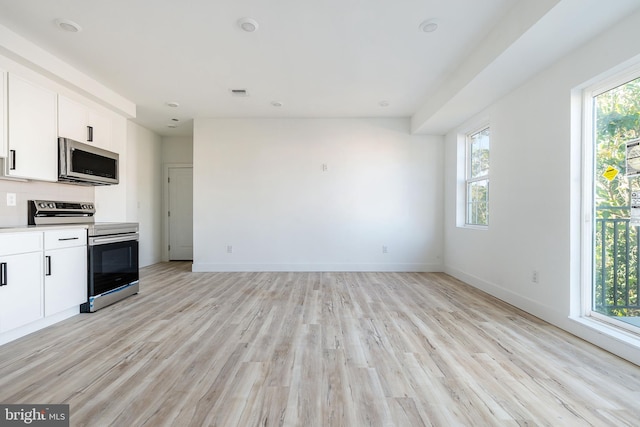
0 179 93 226
126 121 163 267
193 118 443 272
162 136 193 164
443 9 640 364
93 113 128 222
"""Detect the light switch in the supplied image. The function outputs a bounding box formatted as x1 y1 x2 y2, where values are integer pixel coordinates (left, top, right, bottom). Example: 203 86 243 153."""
6 193 16 207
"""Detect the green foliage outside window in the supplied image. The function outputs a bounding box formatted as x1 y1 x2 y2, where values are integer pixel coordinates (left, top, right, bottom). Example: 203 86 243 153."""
594 77 640 317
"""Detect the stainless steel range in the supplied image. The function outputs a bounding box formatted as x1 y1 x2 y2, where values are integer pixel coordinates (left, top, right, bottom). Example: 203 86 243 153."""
28 200 139 312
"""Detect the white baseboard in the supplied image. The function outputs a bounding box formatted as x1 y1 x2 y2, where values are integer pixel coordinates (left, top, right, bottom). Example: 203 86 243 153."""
192 262 443 273
444 265 640 366
444 265 560 321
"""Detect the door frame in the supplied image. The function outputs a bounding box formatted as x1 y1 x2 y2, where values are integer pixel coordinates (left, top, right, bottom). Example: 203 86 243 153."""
163 163 193 262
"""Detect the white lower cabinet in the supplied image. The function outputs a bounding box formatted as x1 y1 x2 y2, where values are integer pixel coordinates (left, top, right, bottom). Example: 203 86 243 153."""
44 246 87 317
0 233 44 334
0 228 87 340
44 229 87 317
0 252 43 333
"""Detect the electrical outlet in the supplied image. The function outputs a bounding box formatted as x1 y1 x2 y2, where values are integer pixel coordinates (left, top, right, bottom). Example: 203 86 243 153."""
227 245 233 254
532 270 539 284
6 193 16 207
382 245 388 254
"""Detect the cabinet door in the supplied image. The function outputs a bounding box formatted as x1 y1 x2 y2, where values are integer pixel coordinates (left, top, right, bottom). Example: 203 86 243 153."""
59 95 112 151
88 110 112 151
58 95 89 143
0 68 6 158
44 246 87 317
0 252 43 333
7 74 58 181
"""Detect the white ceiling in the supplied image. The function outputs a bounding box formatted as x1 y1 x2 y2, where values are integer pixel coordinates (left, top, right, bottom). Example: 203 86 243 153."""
0 0 639 136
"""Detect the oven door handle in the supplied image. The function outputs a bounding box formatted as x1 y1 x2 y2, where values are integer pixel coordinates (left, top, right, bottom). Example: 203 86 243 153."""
89 233 139 246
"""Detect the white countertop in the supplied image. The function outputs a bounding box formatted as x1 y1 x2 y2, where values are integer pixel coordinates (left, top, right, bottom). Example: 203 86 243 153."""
0 224 89 233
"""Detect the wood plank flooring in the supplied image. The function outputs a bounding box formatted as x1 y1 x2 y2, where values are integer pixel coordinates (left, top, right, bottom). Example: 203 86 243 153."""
1 262 640 426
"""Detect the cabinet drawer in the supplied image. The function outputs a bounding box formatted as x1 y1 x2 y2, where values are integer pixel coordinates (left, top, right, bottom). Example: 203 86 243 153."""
44 229 87 250
0 232 42 256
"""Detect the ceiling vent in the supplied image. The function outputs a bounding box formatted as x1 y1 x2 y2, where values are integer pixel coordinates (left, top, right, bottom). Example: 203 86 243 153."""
230 89 249 97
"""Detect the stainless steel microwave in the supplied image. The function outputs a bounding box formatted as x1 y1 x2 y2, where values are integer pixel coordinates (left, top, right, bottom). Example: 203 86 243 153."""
58 137 119 185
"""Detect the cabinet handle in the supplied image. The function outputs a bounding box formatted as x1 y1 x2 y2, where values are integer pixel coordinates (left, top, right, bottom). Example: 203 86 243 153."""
9 150 16 170
58 237 79 241
45 256 51 276
0 262 7 286
87 125 93 142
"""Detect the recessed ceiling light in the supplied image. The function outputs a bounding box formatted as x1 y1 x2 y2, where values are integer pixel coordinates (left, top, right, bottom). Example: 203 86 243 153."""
167 123 179 128
171 118 180 122
166 101 180 108
379 100 390 107
55 19 82 33
237 17 259 32
271 101 283 107
419 19 439 33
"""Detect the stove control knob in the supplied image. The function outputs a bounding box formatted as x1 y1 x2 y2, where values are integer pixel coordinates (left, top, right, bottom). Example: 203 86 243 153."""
48 203 55 208
81 204 87 209
39 202 47 208
88 204 94 209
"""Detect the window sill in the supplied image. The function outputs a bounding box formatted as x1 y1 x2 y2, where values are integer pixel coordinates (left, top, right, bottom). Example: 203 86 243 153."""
569 315 640 351
460 224 489 231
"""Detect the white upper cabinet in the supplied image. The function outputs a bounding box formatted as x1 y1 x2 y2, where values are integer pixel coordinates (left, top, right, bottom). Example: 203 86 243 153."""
57 95 87 142
0 68 6 159
58 95 112 151
88 110 112 151
6 74 58 181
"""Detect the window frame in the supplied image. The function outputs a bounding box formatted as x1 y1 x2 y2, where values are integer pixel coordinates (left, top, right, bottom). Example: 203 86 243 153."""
464 125 490 227
580 62 640 334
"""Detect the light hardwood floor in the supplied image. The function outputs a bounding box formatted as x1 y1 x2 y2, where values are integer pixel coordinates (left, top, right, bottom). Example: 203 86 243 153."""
1 262 640 426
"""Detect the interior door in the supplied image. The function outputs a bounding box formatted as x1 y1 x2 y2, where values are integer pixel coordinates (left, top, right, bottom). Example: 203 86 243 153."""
168 166 193 260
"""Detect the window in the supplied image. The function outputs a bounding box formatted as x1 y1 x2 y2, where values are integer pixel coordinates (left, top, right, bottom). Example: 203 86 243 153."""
584 71 640 333
466 127 490 226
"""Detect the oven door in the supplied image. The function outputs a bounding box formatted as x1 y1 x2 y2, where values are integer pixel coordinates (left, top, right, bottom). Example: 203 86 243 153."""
88 234 139 297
